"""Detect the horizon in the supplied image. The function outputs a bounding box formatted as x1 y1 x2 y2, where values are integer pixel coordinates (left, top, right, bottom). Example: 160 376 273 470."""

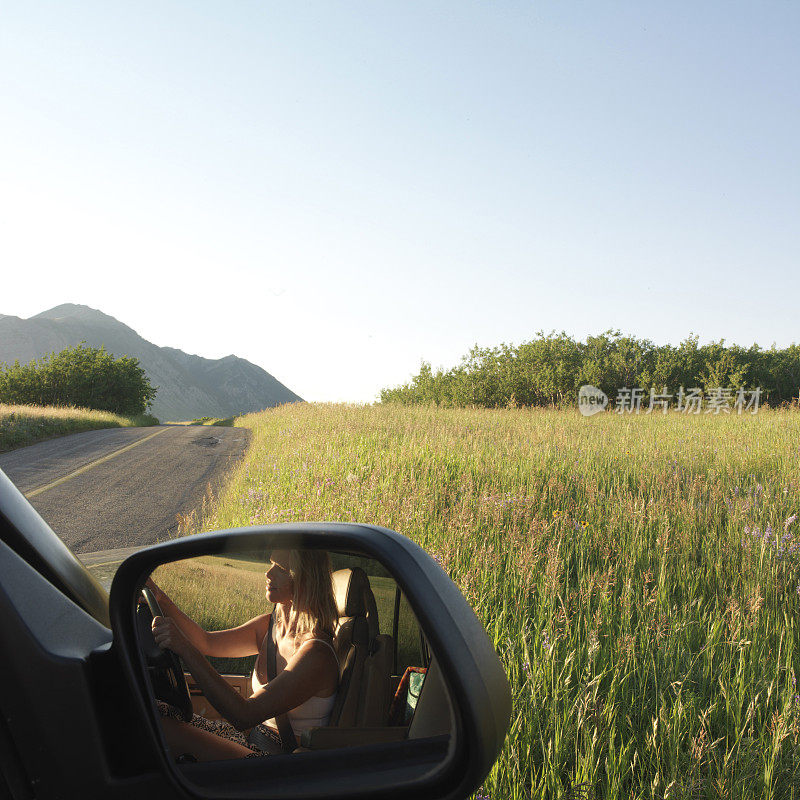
4 301 799 405
3 3 798 402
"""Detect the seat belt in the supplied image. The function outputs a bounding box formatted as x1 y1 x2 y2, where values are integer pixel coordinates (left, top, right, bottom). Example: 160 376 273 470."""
265 613 298 753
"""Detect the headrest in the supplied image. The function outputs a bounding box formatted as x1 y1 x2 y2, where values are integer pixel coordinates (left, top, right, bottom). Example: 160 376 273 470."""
332 567 368 618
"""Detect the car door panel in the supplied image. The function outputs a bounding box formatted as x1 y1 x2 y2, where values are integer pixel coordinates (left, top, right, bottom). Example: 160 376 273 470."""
0 538 179 799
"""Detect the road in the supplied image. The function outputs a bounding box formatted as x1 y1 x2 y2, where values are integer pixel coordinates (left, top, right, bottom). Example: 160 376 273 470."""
0 425 251 554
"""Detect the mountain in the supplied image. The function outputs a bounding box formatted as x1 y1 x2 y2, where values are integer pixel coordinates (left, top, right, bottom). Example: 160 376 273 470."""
0 304 303 420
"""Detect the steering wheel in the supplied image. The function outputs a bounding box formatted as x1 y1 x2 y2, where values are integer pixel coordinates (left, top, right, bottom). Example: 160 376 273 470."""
136 588 194 722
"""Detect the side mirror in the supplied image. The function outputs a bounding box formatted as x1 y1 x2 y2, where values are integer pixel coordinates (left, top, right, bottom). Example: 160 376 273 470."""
110 523 511 800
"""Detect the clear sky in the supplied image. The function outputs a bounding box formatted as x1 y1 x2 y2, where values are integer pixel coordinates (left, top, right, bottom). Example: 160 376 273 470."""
2 2 798 402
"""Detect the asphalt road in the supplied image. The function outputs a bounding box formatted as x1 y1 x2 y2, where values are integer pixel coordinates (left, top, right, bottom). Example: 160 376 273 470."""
0 425 251 554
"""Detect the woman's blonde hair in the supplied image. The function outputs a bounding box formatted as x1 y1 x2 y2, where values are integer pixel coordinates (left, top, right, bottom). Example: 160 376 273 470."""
275 549 338 644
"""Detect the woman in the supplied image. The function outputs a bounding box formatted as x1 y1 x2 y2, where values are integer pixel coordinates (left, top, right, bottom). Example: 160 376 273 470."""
149 548 340 760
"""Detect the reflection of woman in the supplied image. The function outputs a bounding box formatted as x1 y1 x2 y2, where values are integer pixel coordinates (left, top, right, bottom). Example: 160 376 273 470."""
149 549 339 760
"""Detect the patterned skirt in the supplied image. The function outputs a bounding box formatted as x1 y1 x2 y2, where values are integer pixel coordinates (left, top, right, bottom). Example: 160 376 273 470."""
157 701 285 757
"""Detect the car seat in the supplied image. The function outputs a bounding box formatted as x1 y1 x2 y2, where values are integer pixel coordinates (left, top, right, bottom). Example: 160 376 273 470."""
299 566 396 749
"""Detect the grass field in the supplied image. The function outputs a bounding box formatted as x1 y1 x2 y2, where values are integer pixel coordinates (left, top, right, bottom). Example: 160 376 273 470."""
0 403 159 452
183 402 800 800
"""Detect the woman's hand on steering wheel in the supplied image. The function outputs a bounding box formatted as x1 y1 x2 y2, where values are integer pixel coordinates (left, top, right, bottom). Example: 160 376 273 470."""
138 589 194 722
152 615 192 660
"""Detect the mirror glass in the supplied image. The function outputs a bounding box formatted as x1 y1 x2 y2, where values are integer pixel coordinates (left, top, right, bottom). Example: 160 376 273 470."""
132 540 455 784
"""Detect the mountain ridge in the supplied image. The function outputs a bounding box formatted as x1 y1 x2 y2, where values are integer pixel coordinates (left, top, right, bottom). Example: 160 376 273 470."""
0 304 302 420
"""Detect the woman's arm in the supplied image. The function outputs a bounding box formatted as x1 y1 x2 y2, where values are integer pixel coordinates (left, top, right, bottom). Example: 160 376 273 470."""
151 618 333 732
147 578 267 658
238 642 336 729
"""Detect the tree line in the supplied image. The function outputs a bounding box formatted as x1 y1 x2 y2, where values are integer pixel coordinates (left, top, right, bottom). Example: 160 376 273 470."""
380 331 800 409
0 343 157 416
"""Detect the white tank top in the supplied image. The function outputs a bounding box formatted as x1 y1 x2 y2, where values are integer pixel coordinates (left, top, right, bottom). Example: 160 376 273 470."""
251 630 339 738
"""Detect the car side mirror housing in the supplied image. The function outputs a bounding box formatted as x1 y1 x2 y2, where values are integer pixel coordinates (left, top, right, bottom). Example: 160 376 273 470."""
109 523 511 800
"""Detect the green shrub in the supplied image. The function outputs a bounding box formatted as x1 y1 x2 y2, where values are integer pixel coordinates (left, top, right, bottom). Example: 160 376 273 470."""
0 342 157 416
381 331 800 409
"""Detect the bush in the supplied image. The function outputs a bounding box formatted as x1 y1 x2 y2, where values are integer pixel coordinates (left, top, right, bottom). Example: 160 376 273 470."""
381 331 800 408
0 343 157 416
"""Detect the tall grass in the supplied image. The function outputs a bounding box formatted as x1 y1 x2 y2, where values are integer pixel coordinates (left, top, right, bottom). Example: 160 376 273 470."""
187 403 800 799
0 402 159 452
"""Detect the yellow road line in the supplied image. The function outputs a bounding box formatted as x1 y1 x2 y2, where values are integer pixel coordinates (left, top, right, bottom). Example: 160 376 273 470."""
81 559 128 568
26 427 168 498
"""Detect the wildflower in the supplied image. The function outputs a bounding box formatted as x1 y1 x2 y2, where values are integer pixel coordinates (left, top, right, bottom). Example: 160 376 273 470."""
785 514 798 530
522 659 532 678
